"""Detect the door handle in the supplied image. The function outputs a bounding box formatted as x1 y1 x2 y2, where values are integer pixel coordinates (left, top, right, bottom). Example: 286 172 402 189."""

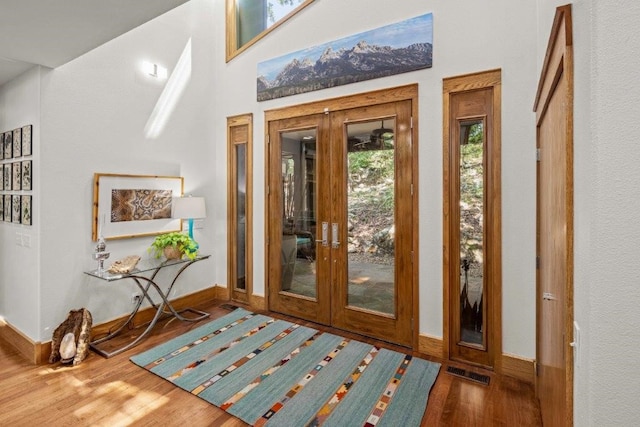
316 222 329 246
332 223 340 248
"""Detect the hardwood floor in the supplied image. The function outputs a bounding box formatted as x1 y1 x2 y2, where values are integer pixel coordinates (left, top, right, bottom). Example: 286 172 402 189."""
0 300 541 426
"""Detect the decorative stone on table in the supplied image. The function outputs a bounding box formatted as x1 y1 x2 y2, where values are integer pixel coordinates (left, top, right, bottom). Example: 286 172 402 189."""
108 255 141 274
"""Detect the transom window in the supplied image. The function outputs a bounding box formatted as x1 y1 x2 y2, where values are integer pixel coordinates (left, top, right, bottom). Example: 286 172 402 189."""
226 0 315 62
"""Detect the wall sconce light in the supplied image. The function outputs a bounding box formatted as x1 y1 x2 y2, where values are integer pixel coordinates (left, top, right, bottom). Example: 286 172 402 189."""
142 61 168 79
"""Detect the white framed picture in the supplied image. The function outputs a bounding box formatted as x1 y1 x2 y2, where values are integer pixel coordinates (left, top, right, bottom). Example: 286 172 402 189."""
21 195 32 225
11 195 20 224
22 160 32 191
22 124 32 156
12 128 21 158
92 173 184 241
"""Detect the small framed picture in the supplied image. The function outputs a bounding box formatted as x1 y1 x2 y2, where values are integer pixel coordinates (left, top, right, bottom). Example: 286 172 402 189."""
12 162 21 191
0 164 3 190
21 195 32 225
3 131 12 159
3 164 10 190
22 160 32 191
12 195 21 224
4 194 11 222
0 194 3 221
22 125 32 156
13 128 22 158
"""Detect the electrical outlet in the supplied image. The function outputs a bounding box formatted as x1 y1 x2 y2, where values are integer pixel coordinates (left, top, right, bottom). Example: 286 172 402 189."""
131 293 142 305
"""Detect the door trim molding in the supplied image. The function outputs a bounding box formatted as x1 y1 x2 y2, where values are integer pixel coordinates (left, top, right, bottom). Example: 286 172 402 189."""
227 113 254 305
264 84 420 348
442 69 502 370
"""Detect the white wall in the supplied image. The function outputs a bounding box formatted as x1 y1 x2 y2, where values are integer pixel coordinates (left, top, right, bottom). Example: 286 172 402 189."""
33 0 221 341
0 66 41 339
214 0 539 358
1 0 540 363
582 1 640 424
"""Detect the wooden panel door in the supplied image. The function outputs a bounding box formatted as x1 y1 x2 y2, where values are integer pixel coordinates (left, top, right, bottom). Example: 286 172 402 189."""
330 101 414 347
534 5 574 426
267 113 332 325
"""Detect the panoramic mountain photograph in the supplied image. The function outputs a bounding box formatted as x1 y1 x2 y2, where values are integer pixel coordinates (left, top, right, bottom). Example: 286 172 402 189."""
257 13 433 101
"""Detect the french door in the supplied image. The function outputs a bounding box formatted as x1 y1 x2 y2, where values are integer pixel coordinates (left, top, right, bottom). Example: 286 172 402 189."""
266 100 414 347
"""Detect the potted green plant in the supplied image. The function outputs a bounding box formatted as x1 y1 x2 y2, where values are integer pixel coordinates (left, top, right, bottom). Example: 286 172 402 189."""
148 232 198 260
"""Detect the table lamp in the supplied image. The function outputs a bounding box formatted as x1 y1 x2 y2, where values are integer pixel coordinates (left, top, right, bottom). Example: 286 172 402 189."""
173 196 206 244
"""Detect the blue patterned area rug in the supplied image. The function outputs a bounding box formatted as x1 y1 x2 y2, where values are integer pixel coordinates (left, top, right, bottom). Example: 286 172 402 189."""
130 308 440 426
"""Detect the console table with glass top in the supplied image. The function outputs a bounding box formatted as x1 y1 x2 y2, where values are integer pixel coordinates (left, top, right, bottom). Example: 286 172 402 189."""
84 254 211 358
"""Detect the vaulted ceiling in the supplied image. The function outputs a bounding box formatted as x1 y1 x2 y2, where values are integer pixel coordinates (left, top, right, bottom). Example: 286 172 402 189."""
0 0 190 86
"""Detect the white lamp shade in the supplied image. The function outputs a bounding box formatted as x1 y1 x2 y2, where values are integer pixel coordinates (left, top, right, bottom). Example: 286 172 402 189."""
173 196 206 219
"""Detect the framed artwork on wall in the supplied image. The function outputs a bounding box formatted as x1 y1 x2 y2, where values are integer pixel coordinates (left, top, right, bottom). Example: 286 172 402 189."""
12 128 21 158
257 13 433 101
0 124 35 227
21 195 31 225
12 162 21 190
3 164 10 190
92 173 184 241
22 160 32 190
11 195 20 224
4 194 11 222
22 125 32 156
3 131 12 159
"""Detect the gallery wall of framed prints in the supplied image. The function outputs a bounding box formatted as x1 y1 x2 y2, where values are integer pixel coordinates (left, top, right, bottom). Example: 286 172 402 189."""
0 124 33 225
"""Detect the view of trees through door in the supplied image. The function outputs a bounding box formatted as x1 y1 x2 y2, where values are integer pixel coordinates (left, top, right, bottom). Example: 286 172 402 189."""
266 88 417 347
280 121 397 316
459 120 484 345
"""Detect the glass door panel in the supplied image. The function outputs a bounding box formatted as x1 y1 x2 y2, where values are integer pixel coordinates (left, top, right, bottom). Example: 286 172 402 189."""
267 99 414 347
280 130 317 299
459 120 485 348
235 144 247 290
346 119 396 316
267 113 331 326
330 101 413 347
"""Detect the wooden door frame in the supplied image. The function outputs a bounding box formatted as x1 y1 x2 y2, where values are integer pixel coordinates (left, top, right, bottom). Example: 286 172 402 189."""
534 4 574 425
443 69 502 370
227 113 254 305
264 84 420 349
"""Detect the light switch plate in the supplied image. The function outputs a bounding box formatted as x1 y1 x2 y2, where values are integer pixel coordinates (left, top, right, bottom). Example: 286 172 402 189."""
573 321 581 367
